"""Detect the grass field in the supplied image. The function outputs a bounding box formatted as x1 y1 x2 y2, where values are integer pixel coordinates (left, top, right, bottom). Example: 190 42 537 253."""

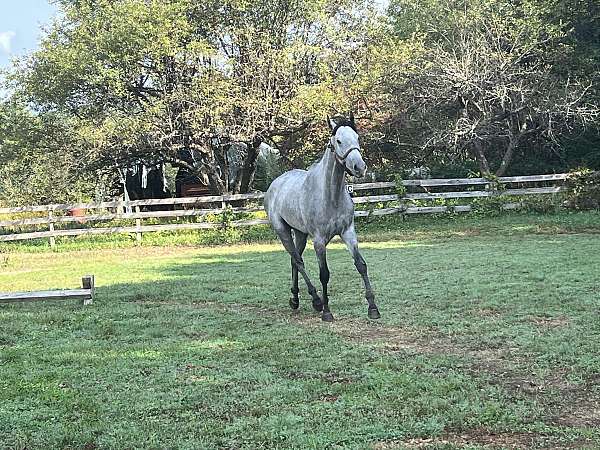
1 212 600 449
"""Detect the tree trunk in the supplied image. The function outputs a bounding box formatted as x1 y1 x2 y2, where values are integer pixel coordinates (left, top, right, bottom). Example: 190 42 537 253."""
495 140 517 177
238 136 262 193
207 170 226 194
213 144 229 193
191 143 227 195
472 140 491 176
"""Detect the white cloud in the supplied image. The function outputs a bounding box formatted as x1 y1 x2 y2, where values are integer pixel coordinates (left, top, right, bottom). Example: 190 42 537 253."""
0 31 16 54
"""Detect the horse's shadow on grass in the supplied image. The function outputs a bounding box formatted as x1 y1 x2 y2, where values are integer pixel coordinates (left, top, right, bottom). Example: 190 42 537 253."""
98 242 436 320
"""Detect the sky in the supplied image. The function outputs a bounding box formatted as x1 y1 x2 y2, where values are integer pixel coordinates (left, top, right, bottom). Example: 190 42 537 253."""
0 0 58 70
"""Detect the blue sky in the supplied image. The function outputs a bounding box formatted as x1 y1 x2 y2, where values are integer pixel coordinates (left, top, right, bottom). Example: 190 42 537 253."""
0 0 58 70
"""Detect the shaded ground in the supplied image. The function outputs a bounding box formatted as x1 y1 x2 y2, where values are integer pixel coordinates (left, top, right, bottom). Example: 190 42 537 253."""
1 213 600 449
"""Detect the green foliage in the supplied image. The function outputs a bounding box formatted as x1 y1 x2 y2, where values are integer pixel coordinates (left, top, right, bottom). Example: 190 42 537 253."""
0 248 8 267
520 194 564 214
218 205 242 243
429 160 480 179
221 205 235 227
380 0 599 176
470 195 509 216
393 173 407 197
565 168 600 210
0 100 105 205
254 150 284 192
5 0 375 196
482 174 507 192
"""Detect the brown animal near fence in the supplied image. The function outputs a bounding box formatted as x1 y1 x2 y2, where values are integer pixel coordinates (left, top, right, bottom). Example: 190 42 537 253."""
0 174 569 247
0 275 94 306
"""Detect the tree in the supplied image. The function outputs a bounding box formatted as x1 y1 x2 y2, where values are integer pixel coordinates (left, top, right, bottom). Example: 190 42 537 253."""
10 0 376 195
380 0 599 176
0 99 101 205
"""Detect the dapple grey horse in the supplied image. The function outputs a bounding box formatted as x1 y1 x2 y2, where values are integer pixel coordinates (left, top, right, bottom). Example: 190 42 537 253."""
264 114 381 322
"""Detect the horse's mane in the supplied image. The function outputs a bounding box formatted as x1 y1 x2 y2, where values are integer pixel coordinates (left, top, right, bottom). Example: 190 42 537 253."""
330 118 357 135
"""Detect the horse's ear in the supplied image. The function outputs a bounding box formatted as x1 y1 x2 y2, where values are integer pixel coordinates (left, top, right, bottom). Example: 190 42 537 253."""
349 111 355 125
327 115 336 132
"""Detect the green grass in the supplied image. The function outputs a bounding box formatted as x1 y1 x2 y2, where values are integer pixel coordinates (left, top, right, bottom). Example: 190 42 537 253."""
1 211 600 449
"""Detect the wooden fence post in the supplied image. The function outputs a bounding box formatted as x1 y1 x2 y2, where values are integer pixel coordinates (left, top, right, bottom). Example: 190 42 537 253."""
221 197 227 229
81 274 94 305
117 197 124 217
48 209 56 248
135 205 142 244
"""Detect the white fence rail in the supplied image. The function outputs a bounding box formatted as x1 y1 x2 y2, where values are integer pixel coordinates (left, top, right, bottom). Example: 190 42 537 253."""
0 173 569 246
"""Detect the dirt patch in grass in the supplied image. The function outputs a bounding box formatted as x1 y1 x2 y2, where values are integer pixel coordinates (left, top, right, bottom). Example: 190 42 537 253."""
373 428 594 449
320 393 340 402
476 365 600 429
554 401 600 428
545 374 600 428
476 308 503 318
290 316 455 355
529 316 571 329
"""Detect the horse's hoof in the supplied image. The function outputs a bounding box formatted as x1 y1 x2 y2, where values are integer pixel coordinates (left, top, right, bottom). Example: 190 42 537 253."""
312 297 323 312
368 307 381 319
289 297 299 310
322 311 334 322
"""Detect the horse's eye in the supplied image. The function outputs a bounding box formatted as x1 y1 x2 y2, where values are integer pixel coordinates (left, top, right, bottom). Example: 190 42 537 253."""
336 139 341 144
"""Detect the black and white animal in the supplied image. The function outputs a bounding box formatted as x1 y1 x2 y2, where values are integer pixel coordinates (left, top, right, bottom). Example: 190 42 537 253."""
264 114 380 322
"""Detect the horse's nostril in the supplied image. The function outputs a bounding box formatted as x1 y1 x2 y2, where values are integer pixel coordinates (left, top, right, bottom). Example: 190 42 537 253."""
354 163 365 176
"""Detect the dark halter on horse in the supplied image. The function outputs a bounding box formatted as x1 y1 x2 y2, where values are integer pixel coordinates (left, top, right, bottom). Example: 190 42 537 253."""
330 143 360 166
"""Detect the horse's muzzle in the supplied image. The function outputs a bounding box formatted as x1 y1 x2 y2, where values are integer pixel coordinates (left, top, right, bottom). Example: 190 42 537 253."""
350 162 367 178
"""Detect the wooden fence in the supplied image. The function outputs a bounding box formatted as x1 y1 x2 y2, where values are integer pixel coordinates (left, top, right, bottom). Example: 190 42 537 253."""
0 173 569 246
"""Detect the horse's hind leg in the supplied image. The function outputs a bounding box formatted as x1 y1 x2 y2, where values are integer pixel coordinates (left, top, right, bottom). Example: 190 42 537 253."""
272 218 322 312
289 229 308 309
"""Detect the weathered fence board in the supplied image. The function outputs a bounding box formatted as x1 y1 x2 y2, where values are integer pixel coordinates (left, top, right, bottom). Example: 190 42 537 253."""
0 193 266 215
353 194 399 204
352 186 564 203
351 173 569 190
0 206 266 228
0 201 123 215
405 186 565 200
0 275 94 305
0 289 90 303
0 223 222 241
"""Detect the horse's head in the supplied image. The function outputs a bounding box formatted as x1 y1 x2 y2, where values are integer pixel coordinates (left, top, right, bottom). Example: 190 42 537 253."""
328 113 367 178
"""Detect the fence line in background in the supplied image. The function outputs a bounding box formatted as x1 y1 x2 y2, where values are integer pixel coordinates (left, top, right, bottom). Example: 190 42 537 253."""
0 173 570 246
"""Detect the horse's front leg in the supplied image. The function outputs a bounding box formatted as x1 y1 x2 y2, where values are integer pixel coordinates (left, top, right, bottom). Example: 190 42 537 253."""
340 226 381 319
314 237 333 322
